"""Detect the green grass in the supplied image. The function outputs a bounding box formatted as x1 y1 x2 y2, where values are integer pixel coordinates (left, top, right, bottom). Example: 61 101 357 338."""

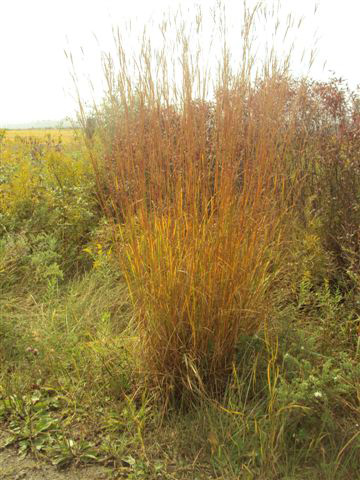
1 265 359 478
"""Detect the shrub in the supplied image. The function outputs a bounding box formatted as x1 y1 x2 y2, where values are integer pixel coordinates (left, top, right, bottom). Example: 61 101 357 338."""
0 134 100 277
288 78 360 288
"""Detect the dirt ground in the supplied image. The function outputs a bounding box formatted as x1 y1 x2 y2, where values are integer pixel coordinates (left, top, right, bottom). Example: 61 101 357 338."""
0 446 115 480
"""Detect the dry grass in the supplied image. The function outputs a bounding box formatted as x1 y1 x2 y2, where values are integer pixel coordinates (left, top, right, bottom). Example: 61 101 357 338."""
79 1 308 404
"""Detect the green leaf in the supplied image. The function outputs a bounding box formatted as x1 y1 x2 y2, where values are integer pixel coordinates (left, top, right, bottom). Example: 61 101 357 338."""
123 454 136 466
34 416 57 433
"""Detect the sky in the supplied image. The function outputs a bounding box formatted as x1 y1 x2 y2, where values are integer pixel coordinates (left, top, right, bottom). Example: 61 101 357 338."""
1 0 359 127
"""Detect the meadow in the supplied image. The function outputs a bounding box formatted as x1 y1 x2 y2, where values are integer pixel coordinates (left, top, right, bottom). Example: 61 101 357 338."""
4 129 77 141
1 4 360 479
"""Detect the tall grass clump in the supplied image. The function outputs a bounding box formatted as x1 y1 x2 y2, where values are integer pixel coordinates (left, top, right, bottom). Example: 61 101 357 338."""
80 2 310 404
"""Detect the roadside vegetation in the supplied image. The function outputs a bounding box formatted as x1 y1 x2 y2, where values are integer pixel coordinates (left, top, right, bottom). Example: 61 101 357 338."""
1 2 359 479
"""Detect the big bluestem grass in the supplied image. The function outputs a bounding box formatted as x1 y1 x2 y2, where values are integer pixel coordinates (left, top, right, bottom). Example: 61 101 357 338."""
79 2 312 404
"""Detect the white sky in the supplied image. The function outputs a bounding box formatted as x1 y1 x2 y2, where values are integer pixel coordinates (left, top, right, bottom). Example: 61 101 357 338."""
1 0 359 126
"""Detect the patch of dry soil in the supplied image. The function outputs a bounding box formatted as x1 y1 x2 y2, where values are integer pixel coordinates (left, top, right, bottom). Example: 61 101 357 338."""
0 446 114 480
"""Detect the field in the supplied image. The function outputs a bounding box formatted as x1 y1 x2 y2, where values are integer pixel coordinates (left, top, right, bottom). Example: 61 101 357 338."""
4 129 77 141
1 5 360 480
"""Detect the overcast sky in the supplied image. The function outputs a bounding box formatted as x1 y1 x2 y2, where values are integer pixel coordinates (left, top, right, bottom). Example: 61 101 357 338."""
1 0 359 126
